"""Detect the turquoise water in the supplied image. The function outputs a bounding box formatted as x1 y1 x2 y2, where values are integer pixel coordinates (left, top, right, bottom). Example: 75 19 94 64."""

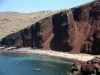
0 54 73 75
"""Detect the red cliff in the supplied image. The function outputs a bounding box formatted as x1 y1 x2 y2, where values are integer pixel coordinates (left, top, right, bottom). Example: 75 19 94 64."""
0 1 100 54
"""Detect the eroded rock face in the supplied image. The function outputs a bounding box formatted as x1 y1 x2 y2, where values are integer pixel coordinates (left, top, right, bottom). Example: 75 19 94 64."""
78 1 100 54
0 17 53 48
51 10 77 52
0 1 100 54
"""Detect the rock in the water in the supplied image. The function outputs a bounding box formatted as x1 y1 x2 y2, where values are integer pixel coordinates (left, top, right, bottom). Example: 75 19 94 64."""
80 57 100 75
0 1 100 54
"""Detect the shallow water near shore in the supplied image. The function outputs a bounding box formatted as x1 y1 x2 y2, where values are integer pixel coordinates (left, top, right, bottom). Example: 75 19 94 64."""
0 53 73 75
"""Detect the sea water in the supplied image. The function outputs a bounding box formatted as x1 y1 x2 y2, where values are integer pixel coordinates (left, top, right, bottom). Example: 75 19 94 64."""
0 53 73 75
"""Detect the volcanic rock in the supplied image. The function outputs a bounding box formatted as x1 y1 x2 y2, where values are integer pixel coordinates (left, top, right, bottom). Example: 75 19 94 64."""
80 56 100 75
0 1 100 54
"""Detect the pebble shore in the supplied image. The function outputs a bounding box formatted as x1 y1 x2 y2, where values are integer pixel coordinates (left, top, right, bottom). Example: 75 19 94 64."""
0 47 96 63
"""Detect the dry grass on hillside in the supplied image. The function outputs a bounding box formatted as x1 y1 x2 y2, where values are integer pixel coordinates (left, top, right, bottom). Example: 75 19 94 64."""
0 10 55 39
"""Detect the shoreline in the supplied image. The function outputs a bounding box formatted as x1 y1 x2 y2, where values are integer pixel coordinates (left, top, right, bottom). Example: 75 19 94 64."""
0 47 96 63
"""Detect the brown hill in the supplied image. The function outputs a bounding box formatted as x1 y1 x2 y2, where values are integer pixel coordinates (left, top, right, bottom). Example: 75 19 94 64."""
0 1 100 54
0 10 57 39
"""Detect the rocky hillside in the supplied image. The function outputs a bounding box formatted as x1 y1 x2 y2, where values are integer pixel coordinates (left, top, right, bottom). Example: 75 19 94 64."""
0 10 57 39
0 0 100 54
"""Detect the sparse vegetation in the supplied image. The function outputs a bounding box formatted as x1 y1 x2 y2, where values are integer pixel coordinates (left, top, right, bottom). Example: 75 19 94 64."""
0 10 65 40
0 11 55 39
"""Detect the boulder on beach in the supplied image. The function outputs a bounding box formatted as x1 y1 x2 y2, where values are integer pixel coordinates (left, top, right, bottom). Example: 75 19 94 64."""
80 56 100 75
0 1 100 54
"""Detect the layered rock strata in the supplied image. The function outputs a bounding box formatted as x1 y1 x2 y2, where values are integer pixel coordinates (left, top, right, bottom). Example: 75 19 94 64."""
0 1 100 54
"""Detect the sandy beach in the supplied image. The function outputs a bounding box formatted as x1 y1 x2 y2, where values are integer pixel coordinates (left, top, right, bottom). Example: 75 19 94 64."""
0 47 96 63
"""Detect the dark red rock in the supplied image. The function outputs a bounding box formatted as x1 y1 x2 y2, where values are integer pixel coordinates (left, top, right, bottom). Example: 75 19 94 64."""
0 17 53 48
81 64 85 71
80 56 100 75
91 58 100 64
0 1 100 54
